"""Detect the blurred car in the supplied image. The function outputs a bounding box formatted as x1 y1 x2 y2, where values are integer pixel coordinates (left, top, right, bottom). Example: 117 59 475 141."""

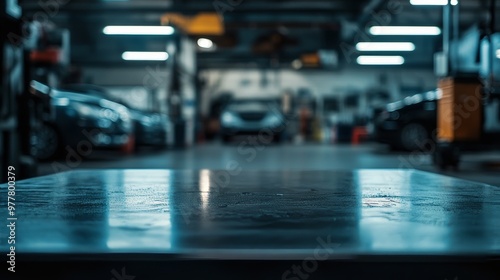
58 84 168 149
32 87 134 161
374 90 440 151
220 99 285 143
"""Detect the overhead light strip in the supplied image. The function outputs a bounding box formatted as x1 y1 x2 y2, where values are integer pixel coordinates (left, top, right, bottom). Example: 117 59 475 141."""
357 56 405 65
122 52 169 61
103 26 174 35
356 42 415 52
369 26 442 36
410 0 458 5
197 38 214 49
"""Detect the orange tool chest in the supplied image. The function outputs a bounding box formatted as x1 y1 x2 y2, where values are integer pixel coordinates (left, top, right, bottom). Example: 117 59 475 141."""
437 77 483 142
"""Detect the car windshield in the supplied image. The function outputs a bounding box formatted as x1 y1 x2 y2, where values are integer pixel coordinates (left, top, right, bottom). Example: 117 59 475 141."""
227 100 278 111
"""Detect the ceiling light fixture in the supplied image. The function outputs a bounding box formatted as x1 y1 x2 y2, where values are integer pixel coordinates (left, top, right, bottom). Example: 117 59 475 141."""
356 42 416 52
369 26 442 36
410 0 458 5
357 56 405 65
103 26 174 35
197 38 214 49
122 52 169 61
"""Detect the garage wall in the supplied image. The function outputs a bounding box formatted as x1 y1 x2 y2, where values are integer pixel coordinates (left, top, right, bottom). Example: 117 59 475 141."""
80 66 438 117
80 67 170 112
81 66 169 87
199 68 438 115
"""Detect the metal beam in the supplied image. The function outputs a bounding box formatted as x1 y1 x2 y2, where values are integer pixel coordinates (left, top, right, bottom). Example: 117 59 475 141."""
21 0 364 14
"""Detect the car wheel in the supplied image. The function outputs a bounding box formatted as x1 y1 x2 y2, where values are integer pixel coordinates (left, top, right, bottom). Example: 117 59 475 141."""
400 123 429 151
273 133 283 143
433 144 461 170
222 134 232 143
32 123 60 161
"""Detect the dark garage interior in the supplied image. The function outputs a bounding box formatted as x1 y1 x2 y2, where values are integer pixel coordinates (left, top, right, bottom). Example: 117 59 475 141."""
1 0 500 279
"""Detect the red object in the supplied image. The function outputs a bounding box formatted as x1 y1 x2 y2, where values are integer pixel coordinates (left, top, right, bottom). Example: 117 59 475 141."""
122 135 136 154
30 48 62 64
352 126 368 145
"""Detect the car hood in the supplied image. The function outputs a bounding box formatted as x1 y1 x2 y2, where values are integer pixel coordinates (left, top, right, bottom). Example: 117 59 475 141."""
51 89 128 111
128 109 148 119
386 90 440 112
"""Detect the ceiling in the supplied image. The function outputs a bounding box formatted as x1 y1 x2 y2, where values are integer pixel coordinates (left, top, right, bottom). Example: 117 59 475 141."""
18 0 500 69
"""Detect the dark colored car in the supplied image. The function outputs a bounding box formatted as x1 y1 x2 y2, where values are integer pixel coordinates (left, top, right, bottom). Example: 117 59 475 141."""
58 84 169 149
220 99 285 143
374 90 440 151
32 86 134 161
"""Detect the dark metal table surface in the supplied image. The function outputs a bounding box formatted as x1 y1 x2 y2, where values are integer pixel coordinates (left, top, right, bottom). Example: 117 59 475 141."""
1 169 500 279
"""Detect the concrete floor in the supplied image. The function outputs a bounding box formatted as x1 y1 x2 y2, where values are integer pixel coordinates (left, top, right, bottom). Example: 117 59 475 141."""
38 143 500 187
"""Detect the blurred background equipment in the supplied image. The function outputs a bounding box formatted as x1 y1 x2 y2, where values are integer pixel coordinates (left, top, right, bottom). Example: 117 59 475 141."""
374 90 439 151
57 84 169 150
1 1 54 180
2 1 500 279
432 0 500 170
31 84 135 161
220 98 285 143
0 0 496 182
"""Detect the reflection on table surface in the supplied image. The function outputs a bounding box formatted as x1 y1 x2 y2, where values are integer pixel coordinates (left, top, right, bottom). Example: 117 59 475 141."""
2 169 500 257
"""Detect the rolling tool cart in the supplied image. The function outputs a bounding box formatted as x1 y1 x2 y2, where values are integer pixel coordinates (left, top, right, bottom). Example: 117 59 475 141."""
432 44 500 169
432 76 484 169
432 91 500 170
433 0 500 170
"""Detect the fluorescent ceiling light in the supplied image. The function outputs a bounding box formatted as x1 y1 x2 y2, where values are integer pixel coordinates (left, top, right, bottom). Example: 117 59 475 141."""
356 42 415 52
197 38 214 49
357 56 405 65
369 26 441 36
103 26 174 35
410 0 458 5
122 52 169 61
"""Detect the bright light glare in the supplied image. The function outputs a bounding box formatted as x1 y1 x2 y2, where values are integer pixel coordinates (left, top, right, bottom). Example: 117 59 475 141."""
356 42 415 52
357 56 405 65
122 52 169 61
197 38 214 49
103 26 174 35
369 26 441 36
496 49 500 59
410 0 458 5
411 0 446 5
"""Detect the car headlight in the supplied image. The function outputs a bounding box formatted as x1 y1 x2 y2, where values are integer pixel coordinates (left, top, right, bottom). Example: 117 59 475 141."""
221 112 238 126
118 108 130 123
117 109 132 130
263 114 283 126
140 115 154 127
74 103 111 119
102 109 119 121
73 102 125 123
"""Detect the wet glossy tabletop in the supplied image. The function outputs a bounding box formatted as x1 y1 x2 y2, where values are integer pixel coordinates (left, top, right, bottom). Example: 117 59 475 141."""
2 169 500 258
